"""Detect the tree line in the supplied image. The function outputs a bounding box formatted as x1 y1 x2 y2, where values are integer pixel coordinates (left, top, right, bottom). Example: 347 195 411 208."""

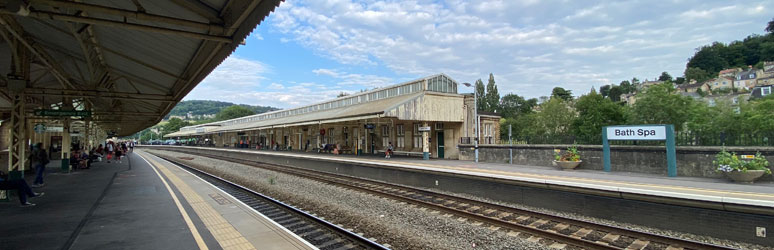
683 18 774 83
493 81 774 145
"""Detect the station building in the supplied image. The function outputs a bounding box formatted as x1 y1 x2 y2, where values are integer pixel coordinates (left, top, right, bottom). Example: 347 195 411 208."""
166 74 501 159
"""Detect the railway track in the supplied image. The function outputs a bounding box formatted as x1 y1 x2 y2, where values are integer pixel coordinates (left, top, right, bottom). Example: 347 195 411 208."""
155 149 736 250
149 153 390 250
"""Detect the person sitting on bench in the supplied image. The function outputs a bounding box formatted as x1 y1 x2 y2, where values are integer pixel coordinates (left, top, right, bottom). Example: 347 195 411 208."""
0 170 44 207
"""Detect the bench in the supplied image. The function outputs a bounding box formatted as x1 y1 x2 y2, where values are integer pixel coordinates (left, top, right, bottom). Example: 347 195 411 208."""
376 150 430 157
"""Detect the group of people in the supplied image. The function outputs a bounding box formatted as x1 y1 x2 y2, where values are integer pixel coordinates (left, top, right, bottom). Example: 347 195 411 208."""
0 140 136 207
94 140 134 164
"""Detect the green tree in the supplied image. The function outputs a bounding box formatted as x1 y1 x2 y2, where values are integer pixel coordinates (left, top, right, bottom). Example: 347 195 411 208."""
499 93 537 119
619 80 633 93
608 85 623 102
760 42 774 62
215 105 256 121
600 85 611 98
686 99 741 134
658 72 673 82
571 89 628 141
521 98 576 136
766 17 774 33
163 117 190 134
685 67 711 83
741 96 774 133
551 87 573 101
674 77 686 85
630 83 696 131
474 79 486 111
687 43 730 75
485 73 500 112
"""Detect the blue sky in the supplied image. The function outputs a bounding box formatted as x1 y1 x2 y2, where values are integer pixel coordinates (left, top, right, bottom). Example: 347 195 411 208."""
185 0 774 108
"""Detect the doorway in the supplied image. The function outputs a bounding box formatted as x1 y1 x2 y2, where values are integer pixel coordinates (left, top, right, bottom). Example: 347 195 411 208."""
437 131 445 159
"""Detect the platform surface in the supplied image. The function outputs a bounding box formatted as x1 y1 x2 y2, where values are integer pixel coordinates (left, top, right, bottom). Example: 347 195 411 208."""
0 150 315 250
161 146 774 208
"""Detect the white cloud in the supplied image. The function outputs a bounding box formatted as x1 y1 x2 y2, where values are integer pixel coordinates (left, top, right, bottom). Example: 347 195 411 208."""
313 68 393 88
679 5 736 19
197 56 268 89
562 45 615 55
261 0 774 98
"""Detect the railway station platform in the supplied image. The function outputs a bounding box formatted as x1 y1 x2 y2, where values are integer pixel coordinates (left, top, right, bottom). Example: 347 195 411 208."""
0 151 314 250
149 146 774 212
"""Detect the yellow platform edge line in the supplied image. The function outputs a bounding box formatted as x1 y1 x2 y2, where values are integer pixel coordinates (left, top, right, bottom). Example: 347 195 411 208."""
140 152 256 250
138 153 209 250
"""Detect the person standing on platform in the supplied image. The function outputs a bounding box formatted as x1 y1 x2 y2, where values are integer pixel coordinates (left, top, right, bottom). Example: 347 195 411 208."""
30 143 49 188
106 141 114 163
120 142 128 157
115 145 123 164
386 142 394 159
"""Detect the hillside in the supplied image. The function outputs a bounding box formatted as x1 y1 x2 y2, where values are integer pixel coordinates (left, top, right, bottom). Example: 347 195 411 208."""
165 100 278 120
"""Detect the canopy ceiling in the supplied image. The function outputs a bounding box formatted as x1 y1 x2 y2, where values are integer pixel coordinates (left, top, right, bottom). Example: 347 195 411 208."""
0 0 282 136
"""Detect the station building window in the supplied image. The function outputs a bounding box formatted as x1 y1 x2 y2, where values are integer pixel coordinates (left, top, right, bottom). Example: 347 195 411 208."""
381 125 390 147
396 124 405 148
413 123 423 148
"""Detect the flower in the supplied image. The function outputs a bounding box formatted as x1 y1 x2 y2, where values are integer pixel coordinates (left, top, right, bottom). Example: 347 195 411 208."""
714 150 772 175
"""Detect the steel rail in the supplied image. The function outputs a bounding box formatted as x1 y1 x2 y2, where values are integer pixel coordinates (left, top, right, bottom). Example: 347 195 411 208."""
168 149 737 250
150 152 390 250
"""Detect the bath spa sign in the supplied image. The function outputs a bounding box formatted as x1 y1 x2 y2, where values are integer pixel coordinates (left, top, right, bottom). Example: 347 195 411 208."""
602 125 677 177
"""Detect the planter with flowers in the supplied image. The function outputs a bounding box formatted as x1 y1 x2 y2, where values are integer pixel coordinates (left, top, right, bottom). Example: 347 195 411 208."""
714 150 771 183
554 145 582 170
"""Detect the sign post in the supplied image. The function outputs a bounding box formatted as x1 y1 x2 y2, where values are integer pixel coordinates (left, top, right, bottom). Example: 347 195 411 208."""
603 125 677 177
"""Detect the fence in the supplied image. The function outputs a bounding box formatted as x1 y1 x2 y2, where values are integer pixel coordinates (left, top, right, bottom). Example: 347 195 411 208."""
459 137 496 145
485 131 774 147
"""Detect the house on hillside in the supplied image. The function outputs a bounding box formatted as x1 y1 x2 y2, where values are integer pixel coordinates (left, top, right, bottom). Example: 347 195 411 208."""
750 84 773 99
735 67 759 89
620 92 637 105
676 81 710 93
718 68 742 78
758 76 774 86
706 77 736 91
638 80 667 90
764 61 774 74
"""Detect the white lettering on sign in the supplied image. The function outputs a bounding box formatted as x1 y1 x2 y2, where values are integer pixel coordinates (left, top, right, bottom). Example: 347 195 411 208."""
606 126 666 140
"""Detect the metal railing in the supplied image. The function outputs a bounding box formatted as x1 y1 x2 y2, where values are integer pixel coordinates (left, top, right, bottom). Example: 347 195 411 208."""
488 131 774 147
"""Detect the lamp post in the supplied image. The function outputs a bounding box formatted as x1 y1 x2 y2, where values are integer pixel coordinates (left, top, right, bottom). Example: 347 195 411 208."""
461 82 479 163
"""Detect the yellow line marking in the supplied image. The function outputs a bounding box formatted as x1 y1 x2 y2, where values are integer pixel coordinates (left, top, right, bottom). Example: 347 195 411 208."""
370 159 774 199
179 147 774 201
140 152 257 250
139 153 209 250
247 149 774 200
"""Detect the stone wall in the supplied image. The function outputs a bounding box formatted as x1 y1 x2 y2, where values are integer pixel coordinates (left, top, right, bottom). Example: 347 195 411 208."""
458 144 774 180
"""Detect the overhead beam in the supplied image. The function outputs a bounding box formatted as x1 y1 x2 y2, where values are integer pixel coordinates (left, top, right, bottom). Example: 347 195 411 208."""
1 9 232 43
0 15 77 90
29 0 223 32
170 0 224 24
30 18 183 81
24 88 176 102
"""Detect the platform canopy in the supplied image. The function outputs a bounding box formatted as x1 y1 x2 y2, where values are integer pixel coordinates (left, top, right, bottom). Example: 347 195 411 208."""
0 0 282 136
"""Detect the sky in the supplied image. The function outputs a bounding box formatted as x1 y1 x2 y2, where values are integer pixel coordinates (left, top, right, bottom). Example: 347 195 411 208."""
184 0 774 109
